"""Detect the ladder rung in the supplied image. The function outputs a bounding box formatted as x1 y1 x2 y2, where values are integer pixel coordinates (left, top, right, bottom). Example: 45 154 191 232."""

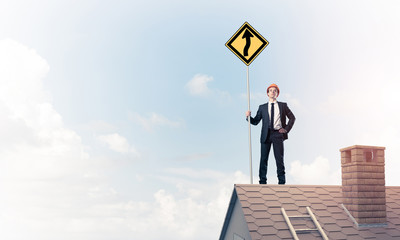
281 207 329 240
289 215 311 218
306 207 329 240
281 207 300 240
295 228 318 232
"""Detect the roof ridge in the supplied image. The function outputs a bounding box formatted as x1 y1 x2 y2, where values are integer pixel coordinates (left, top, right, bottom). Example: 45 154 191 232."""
234 184 342 187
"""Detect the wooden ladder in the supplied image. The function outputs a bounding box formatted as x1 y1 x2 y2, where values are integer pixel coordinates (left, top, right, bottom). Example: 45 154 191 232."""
281 207 329 240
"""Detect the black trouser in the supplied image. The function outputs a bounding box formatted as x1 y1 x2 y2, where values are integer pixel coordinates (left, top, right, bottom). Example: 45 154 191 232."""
259 130 285 184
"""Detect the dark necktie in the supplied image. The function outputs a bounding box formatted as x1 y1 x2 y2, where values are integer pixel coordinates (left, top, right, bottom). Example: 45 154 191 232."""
270 103 274 130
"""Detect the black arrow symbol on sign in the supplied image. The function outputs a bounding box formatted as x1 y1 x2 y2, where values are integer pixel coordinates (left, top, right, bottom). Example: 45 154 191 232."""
242 29 254 57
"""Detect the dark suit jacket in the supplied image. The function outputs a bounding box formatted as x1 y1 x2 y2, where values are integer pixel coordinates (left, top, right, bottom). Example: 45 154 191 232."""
248 101 295 143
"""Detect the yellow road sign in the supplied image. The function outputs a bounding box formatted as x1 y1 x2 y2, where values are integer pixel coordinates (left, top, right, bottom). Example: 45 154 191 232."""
225 22 269 66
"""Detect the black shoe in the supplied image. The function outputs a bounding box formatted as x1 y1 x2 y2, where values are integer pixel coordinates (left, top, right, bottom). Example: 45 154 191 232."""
259 181 266 184
278 182 285 185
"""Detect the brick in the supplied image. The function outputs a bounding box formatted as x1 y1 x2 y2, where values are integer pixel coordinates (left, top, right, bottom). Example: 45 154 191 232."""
374 185 386 192
346 204 386 211
356 217 387 224
374 173 385 179
371 198 387 205
351 172 360 179
341 163 353 168
376 150 385 157
352 154 365 162
347 161 385 167
365 218 386 224
352 172 385 179
358 191 386 198
349 180 359 186
342 165 351 171
352 172 364 179
354 185 386 192
364 165 384 173
354 165 367 172
368 172 379 179
357 217 368 224
355 163 377 173
342 173 352 179
376 156 385 163
341 158 349 164
342 185 368 192
352 211 386 218
358 165 370 172
342 192 356 198
364 166 373 172
351 172 359 179
351 148 365 155
341 145 385 151
364 179 385 185
341 151 351 157
341 167 348 174
348 185 361 192
342 179 348 185
346 179 364 185
340 152 346 157
349 198 386 205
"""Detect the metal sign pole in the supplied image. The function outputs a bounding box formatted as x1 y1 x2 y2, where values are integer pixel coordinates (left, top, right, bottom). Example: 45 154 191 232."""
246 66 253 184
226 22 269 185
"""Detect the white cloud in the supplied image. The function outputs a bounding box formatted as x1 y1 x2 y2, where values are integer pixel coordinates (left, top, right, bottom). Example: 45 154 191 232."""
118 169 249 239
289 156 341 185
185 74 213 96
186 74 231 103
319 72 400 186
82 120 118 133
14 168 246 240
318 60 400 124
129 112 184 132
97 133 139 155
0 39 117 240
0 38 244 240
0 39 89 180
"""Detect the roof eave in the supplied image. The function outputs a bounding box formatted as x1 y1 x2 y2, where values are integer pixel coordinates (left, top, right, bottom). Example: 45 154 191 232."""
219 185 238 240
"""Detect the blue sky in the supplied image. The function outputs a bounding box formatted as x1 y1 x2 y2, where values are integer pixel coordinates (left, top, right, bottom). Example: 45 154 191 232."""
1 0 400 239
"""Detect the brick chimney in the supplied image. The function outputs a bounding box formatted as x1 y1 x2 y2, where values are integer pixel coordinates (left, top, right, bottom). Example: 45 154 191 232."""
340 145 386 225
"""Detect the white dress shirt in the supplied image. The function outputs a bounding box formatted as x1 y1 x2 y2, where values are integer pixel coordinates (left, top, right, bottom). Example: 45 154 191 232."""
268 100 282 130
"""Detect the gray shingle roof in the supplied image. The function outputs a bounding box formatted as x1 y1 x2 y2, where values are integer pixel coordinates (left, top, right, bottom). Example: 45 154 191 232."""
221 184 400 239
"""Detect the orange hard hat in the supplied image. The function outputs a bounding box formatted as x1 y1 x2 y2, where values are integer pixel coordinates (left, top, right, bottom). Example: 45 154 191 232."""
267 83 280 96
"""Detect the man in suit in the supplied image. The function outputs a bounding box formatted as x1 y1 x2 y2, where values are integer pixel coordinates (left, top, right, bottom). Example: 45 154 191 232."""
246 84 295 184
